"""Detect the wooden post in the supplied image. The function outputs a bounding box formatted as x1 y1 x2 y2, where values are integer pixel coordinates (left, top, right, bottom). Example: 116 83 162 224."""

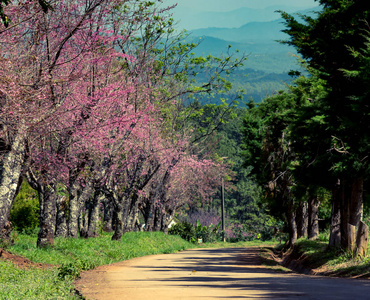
221 178 226 242
356 221 369 258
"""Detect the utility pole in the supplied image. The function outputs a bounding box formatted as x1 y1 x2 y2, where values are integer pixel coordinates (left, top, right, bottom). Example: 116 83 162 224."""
221 177 226 242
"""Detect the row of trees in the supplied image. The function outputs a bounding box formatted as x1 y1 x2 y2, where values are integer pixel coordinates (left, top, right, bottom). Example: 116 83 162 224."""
0 0 244 247
242 0 370 255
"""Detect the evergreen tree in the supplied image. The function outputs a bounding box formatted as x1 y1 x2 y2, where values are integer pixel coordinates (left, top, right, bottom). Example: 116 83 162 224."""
280 0 370 250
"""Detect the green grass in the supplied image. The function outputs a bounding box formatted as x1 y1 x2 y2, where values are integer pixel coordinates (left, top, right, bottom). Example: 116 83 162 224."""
10 231 193 266
2 231 195 299
0 260 76 300
282 237 370 278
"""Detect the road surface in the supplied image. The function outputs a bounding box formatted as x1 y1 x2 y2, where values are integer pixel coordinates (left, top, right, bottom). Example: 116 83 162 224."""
75 247 370 299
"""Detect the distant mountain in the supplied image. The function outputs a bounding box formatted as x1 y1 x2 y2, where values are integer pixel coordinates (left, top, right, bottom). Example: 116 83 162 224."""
196 68 292 104
187 35 298 74
185 7 322 74
173 5 320 30
190 19 287 44
181 6 320 103
189 7 321 43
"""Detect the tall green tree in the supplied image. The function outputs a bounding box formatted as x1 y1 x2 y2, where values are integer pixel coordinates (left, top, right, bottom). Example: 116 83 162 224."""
242 92 301 246
280 0 370 250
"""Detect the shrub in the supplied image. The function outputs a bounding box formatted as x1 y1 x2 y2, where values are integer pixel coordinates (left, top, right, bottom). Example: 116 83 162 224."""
169 221 195 242
57 259 96 280
194 220 221 243
169 220 221 243
10 181 39 232
227 223 255 242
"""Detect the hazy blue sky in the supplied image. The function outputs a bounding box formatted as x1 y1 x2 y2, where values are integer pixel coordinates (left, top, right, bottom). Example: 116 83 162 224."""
162 0 320 30
163 0 319 12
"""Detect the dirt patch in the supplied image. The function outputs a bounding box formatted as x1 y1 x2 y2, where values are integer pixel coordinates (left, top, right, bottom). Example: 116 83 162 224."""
0 248 53 269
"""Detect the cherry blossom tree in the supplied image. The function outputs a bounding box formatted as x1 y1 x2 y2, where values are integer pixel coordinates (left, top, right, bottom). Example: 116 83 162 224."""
0 0 162 244
0 0 244 246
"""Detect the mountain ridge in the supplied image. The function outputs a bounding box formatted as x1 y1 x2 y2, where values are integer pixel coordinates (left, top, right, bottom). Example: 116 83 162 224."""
175 6 321 31
180 6 320 103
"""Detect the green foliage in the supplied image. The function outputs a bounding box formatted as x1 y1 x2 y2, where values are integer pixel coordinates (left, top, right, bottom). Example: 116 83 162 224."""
227 217 282 243
317 188 332 221
241 91 299 225
318 229 330 242
169 220 221 243
57 263 81 280
57 258 95 280
194 220 221 243
10 181 39 233
168 221 195 242
0 0 11 27
57 258 98 280
280 1 370 180
205 108 270 226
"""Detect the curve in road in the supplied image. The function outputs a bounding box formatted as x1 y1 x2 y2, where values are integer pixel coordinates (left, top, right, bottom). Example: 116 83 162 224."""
75 247 370 300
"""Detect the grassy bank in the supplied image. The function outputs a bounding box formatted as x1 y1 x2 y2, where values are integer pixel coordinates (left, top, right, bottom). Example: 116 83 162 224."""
263 237 370 278
1 232 194 299
9 231 193 266
288 238 370 278
0 260 76 300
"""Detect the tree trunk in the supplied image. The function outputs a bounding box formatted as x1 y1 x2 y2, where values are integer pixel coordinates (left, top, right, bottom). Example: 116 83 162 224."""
355 221 368 258
55 195 68 237
143 196 156 232
67 183 81 238
0 127 26 241
68 181 93 238
103 198 114 232
111 202 125 241
120 196 131 233
349 178 363 228
79 206 89 238
37 184 57 248
308 195 319 240
154 208 162 232
286 202 297 247
161 212 172 234
86 192 103 238
296 201 308 239
329 186 341 248
125 194 140 232
340 181 351 249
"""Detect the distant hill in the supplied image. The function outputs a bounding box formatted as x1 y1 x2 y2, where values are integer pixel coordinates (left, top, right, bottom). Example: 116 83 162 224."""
195 67 291 105
190 19 287 43
173 6 320 30
182 6 321 103
188 35 298 74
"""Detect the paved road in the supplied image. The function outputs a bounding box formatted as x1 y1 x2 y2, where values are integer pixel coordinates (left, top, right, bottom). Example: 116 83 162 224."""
75 247 370 300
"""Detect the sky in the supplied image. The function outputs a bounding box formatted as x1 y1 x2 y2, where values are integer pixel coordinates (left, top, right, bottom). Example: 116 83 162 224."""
163 0 319 12
162 0 320 30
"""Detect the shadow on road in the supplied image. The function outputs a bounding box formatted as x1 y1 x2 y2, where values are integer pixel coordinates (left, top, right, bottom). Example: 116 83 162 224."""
134 248 370 299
